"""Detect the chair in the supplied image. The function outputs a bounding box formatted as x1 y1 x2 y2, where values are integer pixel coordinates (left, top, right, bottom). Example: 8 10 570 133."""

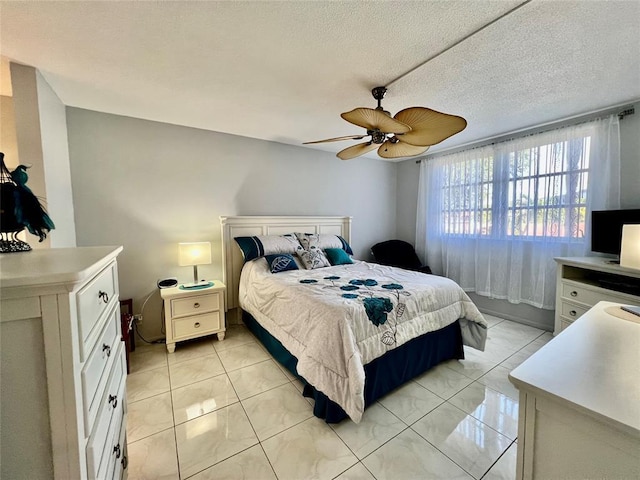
371 239 432 274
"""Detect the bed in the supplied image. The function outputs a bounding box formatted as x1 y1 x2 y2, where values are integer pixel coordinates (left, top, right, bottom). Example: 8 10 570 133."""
220 216 487 423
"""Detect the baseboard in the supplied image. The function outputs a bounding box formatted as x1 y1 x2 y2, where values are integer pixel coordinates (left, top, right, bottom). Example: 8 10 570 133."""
478 306 554 332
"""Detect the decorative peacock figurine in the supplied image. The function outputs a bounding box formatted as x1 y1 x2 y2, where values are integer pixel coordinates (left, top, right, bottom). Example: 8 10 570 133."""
0 152 55 252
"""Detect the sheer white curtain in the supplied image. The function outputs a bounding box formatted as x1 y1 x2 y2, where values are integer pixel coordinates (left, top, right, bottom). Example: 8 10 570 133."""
416 115 620 309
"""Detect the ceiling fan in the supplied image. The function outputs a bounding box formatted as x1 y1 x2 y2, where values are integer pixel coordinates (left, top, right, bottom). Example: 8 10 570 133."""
304 86 467 160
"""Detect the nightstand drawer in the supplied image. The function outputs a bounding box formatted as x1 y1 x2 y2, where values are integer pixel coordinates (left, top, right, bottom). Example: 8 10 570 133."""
77 262 118 361
171 292 220 318
173 311 221 338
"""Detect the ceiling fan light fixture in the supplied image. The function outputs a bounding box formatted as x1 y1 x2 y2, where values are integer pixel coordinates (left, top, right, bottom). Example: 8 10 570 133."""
304 85 466 160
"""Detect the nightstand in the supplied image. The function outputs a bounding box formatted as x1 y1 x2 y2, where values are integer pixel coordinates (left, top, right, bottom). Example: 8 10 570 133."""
160 281 226 353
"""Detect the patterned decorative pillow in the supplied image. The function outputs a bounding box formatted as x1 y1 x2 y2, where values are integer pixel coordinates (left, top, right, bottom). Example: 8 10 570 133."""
324 247 354 266
264 253 299 273
234 234 301 261
296 246 331 269
294 233 353 255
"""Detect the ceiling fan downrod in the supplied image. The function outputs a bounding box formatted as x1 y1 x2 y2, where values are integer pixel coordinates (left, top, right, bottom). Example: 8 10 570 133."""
371 86 390 115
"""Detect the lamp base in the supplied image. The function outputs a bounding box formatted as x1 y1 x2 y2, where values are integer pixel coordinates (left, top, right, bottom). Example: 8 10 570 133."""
179 281 214 290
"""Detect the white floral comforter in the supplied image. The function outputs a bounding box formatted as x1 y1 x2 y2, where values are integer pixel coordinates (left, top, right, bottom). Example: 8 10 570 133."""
239 259 487 423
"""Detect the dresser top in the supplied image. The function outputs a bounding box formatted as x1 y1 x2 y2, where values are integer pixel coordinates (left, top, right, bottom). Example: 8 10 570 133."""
555 256 640 278
509 301 640 437
0 246 123 289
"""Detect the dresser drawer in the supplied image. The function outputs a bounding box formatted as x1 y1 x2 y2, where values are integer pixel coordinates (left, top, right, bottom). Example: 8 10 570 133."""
560 301 589 322
77 262 118 360
86 345 126 479
171 292 220 318
82 304 120 434
173 311 221 339
109 416 128 480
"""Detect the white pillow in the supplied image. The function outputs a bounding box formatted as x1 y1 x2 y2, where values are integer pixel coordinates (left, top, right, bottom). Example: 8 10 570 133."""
296 246 331 269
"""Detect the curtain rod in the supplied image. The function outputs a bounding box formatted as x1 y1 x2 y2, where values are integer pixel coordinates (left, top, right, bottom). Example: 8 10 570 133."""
415 100 638 163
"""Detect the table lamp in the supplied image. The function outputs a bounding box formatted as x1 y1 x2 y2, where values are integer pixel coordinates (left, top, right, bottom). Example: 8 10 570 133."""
178 242 214 289
620 224 640 270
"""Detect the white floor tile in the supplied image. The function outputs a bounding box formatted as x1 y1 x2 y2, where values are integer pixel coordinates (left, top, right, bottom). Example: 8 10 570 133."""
483 441 517 480
411 402 512 479
167 338 216 365
175 403 258 478
129 347 167 374
334 462 376 480
217 343 271 371
242 382 314 441
168 353 225 389
227 359 290 400
449 381 519 440
478 365 520 401
362 428 473 479
331 403 406 459
127 392 174 443
188 444 277 480
213 325 259 352
127 428 179 480
262 417 358 480
126 366 170 403
378 381 444 425
414 363 474 399
171 373 239 424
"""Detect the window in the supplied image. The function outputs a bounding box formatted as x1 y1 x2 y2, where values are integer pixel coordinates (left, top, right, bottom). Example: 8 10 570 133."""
416 115 620 309
440 137 591 242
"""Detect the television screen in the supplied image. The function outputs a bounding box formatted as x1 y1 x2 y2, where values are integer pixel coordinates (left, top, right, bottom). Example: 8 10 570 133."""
591 209 640 255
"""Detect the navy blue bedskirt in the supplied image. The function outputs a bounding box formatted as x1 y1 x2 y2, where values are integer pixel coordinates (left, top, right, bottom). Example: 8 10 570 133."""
242 311 464 423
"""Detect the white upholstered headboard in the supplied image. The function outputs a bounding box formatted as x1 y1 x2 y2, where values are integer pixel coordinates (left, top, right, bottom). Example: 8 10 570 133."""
220 215 352 323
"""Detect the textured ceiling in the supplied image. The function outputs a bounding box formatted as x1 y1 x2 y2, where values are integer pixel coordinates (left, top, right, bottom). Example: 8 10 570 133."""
1 1 639 160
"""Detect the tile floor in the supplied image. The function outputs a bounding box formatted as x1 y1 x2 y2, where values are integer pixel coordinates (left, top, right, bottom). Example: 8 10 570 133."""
126 314 553 480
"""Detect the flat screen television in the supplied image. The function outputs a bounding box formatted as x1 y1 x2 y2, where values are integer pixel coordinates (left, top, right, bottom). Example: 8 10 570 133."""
591 209 640 256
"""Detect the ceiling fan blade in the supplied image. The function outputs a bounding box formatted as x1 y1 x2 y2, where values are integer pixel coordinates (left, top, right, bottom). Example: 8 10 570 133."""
341 108 411 134
378 140 430 159
394 107 467 146
303 134 368 144
337 142 379 160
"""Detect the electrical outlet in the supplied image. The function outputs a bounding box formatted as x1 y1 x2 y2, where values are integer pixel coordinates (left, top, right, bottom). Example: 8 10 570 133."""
133 314 143 325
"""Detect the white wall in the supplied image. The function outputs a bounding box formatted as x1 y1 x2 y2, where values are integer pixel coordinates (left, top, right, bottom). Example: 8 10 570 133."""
66 108 397 339
8 63 76 248
395 103 640 329
36 70 76 247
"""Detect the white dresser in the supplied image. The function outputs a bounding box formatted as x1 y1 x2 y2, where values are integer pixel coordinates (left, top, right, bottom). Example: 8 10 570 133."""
554 256 640 335
0 246 128 480
509 301 640 480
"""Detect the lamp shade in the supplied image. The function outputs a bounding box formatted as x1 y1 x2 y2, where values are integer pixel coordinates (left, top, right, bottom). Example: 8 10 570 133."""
620 224 640 270
178 242 212 267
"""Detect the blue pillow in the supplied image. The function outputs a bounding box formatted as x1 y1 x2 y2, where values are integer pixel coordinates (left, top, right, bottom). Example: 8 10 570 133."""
324 248 354 266
265 254 299 273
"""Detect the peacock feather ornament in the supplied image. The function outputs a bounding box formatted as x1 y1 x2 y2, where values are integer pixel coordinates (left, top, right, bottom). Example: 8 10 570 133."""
0 152 55 252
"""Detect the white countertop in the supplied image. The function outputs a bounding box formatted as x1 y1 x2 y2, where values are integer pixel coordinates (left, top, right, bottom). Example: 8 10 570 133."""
509 301 640 438
0 246 123 289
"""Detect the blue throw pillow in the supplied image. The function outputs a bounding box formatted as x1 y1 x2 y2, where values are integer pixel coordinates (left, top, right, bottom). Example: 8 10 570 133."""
324 248 354 266
265 254 299 273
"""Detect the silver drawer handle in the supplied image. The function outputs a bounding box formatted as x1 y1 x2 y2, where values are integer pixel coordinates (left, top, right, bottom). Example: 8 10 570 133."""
570 291 578 297
570 310 577 317
113 444 121 459
98 290 109 303
108 394 118 408
102 344 111 357
194 302 200 308
194 322 201 328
